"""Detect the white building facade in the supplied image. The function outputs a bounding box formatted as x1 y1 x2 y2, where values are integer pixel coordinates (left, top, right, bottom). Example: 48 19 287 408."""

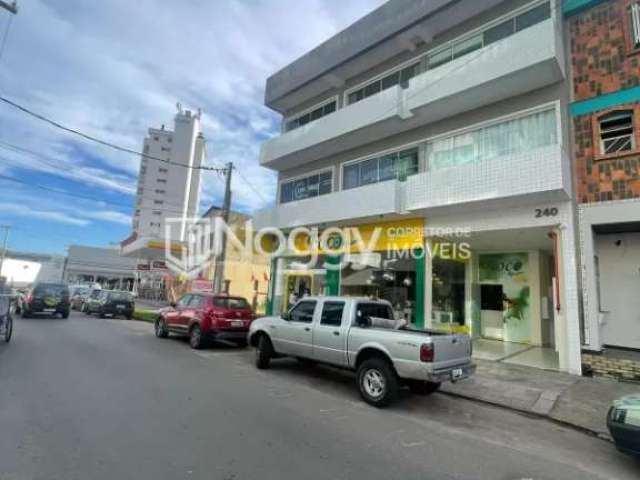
132 106 205 242
256 0 583 374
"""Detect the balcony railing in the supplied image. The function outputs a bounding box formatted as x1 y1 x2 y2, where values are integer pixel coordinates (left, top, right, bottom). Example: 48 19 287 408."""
260 17 564 171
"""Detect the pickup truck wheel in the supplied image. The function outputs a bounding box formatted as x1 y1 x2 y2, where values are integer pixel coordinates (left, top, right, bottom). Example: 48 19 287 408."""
357 358 399 408
255 334 273 369
407 380 441 395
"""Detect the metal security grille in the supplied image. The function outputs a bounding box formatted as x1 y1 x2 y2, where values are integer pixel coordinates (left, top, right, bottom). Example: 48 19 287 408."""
600 111 635 155
633 3 640 46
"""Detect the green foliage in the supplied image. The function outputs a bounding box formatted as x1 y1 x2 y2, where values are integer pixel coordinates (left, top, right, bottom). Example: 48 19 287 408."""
504 286 530 322
132 309 158 323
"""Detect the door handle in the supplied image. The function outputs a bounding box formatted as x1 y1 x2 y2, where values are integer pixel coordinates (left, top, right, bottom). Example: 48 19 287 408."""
269 325 276 329
304 327 311 332
333 331 340 336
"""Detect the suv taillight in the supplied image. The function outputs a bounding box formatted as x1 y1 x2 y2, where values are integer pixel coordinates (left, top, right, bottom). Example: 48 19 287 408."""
420 343 434 362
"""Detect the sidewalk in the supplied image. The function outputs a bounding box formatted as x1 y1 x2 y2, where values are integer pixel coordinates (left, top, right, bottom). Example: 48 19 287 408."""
440 359 640 439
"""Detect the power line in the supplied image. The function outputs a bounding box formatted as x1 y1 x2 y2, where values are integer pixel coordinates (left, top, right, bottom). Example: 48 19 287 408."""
0 95 228 172
0 140 222 212
0 171 203 217
0 14 13 67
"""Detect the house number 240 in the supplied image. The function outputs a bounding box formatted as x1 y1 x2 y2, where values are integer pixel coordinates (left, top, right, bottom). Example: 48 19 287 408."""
535 207 558 218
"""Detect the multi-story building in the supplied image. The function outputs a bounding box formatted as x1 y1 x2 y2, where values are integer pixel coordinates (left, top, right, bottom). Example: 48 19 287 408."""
566 0 640 357
121 106 205 267
255 0 584 373
131 106 205 242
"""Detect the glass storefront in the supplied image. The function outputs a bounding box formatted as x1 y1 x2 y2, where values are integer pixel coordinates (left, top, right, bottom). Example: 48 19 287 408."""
341 252 417 322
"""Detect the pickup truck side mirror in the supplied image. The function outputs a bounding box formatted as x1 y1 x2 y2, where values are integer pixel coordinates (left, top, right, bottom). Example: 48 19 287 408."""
281 312 290 321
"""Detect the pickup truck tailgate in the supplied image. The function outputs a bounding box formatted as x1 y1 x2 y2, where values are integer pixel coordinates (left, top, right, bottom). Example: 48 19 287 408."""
431 334 472 368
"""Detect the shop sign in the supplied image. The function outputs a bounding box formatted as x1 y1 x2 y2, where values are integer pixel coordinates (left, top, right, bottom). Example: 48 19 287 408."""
289 218 425 255
191 279 213 292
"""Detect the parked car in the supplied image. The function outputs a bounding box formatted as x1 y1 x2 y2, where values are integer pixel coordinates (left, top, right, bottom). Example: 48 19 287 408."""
79 288 103 313
84 290 134 319
154 293 255 349
70 287 92 310
248 296 475 407
608 394 640 456
20 282 70 318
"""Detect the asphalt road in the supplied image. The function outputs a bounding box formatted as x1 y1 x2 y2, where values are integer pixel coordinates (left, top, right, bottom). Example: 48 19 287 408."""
0 312 638 480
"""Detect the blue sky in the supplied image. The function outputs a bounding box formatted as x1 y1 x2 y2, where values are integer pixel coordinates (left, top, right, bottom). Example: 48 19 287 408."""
0 0 384 255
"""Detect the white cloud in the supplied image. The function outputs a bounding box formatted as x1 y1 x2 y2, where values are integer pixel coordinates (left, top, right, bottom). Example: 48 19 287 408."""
0 202 90 226
0 0 386 219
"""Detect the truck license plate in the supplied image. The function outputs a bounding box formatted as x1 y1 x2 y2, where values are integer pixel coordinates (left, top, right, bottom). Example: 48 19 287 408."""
43 308 55 312
451 368 463 380
231 320 243 327
116 304 125 309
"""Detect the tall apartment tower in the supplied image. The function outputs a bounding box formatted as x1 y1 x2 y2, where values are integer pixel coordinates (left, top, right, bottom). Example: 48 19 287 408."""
132 106 205 242
255 0 585 374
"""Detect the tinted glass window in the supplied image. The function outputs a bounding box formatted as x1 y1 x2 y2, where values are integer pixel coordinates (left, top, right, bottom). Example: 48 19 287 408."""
226 297 250 309
34 284 68 296
343 163 359 190
320 302 345 326
280 171 333 204
290 300 316 323
515 2 550 31
364 81 381 98
189 295 203 307
428 48 452 69
109 292 132 301
177 295 191 307
356 303 394 322
381 72 399 90
483 19 514 46
89 290 102 299
452 34 483 59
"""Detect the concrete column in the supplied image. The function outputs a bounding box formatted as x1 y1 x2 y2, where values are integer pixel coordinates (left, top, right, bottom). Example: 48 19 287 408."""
556 223 583 375
424 238 433 329
529 250 543 346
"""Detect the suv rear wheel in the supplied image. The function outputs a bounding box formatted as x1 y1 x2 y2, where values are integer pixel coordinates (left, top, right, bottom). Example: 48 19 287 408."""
189 324 203 349
356 357 399 408
155 317 169 338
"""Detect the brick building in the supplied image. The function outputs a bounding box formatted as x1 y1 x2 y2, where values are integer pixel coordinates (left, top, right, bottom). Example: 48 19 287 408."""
565 0 640 357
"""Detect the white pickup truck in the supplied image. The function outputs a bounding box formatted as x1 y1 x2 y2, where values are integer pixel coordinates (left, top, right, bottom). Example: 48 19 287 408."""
248 296 475 407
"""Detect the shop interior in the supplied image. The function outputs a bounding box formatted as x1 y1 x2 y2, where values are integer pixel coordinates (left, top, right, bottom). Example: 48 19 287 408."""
430 227 560 370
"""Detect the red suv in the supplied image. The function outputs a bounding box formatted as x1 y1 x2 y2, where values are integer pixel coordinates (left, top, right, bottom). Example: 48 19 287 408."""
154 293 255 349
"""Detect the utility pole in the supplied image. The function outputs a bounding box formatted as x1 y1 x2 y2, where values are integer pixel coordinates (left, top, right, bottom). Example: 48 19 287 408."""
213 162 233 294
0 1 17 14
0 225 10 277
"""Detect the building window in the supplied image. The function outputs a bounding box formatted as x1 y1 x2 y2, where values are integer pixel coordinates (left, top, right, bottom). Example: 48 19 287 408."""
599 110 635 155
347 63 420 105
153 136 159 141
348 2 550 106
286 100 337 131
155 189 165 194
153 210 162 216
343 148 419 190
632 3 640 47
279 170 333 204
161 147 171 152
157 178 167 184
158 167 168 173
427 108 557 170
154 199 164 205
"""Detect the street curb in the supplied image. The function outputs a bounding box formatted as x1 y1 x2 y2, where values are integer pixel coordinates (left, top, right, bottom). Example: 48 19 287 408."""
437 389 612 443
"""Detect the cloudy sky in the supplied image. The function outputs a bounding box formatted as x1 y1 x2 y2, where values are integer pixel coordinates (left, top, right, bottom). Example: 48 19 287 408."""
0 0 385 254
